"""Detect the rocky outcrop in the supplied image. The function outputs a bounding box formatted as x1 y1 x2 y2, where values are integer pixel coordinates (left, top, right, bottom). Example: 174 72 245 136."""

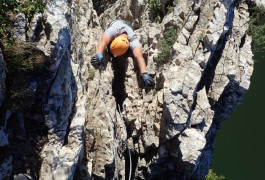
80 0 253 179
0 0 255 179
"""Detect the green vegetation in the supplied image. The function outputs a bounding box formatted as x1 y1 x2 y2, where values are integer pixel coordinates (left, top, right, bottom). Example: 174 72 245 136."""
2 40 47 110
148 0 162 19
149 0 179 18
3 40 46 71
197 32 204 42
155 26 177 66
249 5 265 54
167 0 178 14
205 169 225 180
0 0 45 38
0 0 46 110
167 5 174 14
16 0 45 20
88 68 96 80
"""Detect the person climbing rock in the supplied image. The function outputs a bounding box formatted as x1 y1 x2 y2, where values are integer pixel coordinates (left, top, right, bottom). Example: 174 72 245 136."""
91 19 155 87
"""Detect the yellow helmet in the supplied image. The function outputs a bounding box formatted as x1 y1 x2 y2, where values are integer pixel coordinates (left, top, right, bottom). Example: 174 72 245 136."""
110 35 129 57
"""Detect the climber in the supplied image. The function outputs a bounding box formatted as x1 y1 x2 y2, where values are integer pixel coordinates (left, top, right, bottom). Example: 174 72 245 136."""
91 19 155 87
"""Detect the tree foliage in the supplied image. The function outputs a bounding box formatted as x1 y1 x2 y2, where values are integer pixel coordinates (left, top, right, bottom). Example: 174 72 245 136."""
205 169 225 180
249 5 265 54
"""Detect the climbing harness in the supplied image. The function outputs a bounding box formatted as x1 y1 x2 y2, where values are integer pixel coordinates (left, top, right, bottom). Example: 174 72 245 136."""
98 65 132 180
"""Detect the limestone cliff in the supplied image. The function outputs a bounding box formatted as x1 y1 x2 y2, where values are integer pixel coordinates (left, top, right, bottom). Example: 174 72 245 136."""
0 0 258 179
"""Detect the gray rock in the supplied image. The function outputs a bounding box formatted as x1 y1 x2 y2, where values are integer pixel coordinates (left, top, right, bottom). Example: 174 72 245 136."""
0 126 8 147
0 0 255 179
13 13 26 41
0 157 12 180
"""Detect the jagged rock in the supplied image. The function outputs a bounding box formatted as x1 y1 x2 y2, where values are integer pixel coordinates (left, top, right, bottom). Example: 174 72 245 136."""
39 0 84 179
0 157 12 180
28 13 43 42
13 13 26 41
0 0 255 179
248 0 265 6
14 174 33 180
0 127 8 147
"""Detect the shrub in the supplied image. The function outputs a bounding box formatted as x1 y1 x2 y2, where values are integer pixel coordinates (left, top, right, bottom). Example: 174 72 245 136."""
0 0 46 110
149 0 162 19
166 0 179 14
0 0 45 38
249 5 265 54
205 169 225 180
3 40 46 71
0 0 16 38
167 5 174 14
155 26 177 66
16 0 45 20
2 40 47 110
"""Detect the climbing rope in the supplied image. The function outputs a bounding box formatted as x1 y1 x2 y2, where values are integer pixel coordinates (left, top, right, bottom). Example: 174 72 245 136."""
97 65 132 180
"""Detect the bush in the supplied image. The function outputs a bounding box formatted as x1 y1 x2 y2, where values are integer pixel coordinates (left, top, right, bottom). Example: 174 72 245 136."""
249 5 265 54
155 26 177 66
0 0 45 38
166 0 179 14
0 0 46 110
205 169 225 180
0 0 16 38
148 0 162 19
2 40 47 110
3 40 46 71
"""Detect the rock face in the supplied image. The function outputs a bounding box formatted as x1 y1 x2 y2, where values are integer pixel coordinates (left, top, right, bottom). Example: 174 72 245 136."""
0 0 255 179
0 48 5 107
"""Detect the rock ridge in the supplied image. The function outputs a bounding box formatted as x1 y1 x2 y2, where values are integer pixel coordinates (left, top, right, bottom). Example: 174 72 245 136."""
0 0 255 179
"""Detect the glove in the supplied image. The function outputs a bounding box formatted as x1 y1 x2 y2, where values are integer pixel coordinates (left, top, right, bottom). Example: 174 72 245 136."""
141 73 155 87
91 53 103 68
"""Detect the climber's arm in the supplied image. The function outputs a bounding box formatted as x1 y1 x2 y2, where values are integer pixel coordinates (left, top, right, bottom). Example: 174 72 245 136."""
91 33 111 68
133 47 155 87
96 33 111 54
132 47 147 74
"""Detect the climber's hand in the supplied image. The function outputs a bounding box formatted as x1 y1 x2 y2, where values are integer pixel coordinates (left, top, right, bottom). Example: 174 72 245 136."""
91 53 103 68
141 73 155 87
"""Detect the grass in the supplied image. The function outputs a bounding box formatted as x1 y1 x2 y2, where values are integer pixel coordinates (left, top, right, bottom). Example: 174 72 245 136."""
155 26 177 66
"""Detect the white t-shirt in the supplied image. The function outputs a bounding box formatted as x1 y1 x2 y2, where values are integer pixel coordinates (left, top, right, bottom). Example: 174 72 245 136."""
105 20 141 50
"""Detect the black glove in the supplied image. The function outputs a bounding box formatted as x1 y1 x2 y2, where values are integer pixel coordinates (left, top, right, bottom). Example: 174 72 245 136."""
91 53 103 68
141 73 155 87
